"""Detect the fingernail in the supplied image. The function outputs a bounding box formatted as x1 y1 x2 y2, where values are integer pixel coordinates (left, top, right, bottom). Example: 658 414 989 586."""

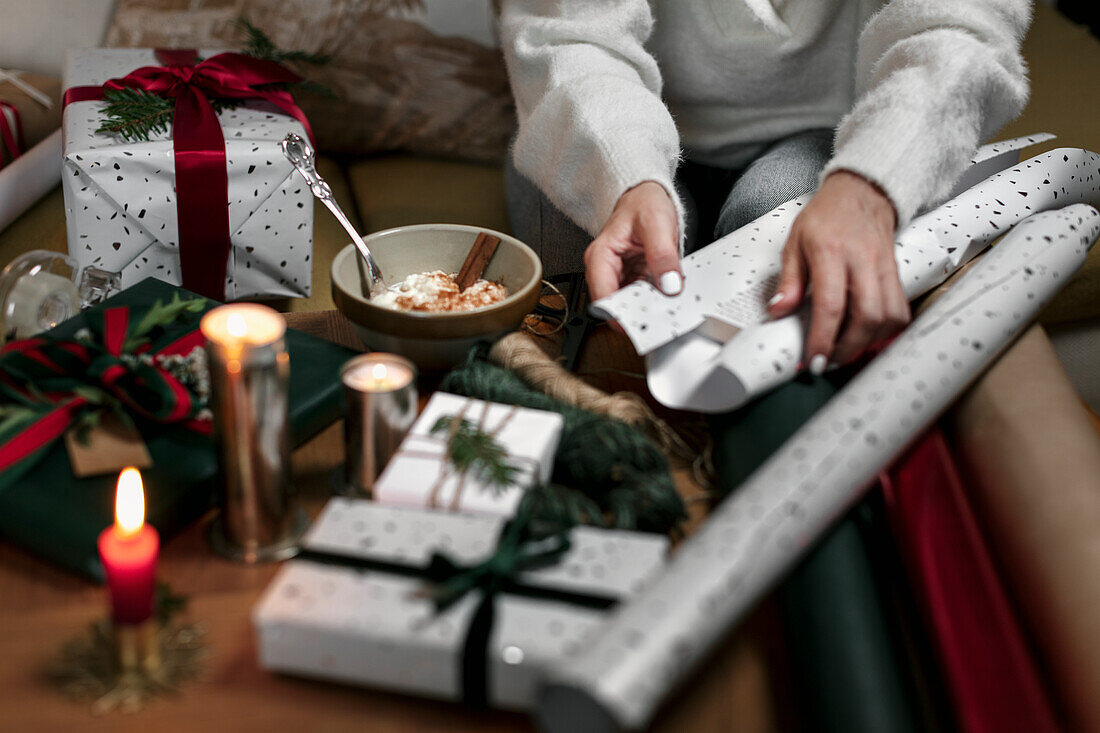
659 270 683 296
809 354 827 376
768 292 784 308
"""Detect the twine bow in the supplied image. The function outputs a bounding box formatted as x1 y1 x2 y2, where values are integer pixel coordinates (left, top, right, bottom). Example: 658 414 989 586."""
64 50 315 299
0 299 211 490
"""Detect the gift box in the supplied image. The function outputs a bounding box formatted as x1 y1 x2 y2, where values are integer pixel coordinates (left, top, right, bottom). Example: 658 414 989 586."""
373 392 564 517
1 69 61 167
253 498 668 710
61 48 313 301
0 278 354 580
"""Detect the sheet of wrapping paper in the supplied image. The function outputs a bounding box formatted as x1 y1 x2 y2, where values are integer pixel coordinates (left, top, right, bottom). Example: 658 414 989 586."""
252 498 668 711
61 49 313 300
373 392 564 517
0 129 62 233
592 141 1100 412
536 204 1100 733
951 325 1100 732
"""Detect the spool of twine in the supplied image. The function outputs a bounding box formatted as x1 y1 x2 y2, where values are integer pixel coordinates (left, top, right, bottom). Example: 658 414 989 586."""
488 332 709 473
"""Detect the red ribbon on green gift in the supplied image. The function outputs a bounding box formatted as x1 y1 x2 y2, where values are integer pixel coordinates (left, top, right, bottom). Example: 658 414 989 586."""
64 50 315 300
0 304 211 484
0 99 25 169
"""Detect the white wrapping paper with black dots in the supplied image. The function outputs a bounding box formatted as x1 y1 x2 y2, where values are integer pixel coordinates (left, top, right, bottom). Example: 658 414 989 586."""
537 204 1100 733
373 392 565 517
594 145 1100 412
252 498 668 711
60 49 313 300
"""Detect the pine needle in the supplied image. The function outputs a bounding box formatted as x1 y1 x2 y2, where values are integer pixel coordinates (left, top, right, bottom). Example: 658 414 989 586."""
431 416 520 494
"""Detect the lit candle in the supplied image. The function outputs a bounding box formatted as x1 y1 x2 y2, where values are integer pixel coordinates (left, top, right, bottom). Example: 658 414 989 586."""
341 353 418 495
201 303 304 562
343 357 415 393
97 467 159 625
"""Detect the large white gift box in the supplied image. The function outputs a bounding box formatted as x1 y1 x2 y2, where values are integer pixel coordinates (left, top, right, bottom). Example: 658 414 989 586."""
61 48 313 300
252 498 668 710
373 392 565 517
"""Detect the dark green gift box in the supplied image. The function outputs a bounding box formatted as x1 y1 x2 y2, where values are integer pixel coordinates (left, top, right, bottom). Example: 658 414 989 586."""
0 278 355 581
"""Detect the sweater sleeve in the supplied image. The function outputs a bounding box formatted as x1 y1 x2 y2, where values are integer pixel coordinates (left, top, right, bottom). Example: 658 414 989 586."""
822 0 1032 228
500 0 685 241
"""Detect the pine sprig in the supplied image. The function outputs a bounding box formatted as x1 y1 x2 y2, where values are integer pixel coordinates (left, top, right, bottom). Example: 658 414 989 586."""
96 87 234 143
123 294 206 352
237 19 329 66
431 416 520 494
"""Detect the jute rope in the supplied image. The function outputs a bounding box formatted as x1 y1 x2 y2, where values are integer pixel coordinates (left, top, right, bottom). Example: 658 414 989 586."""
487 331 715 493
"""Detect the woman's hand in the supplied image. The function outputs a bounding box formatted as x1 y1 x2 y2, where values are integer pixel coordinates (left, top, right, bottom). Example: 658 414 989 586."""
585 181 682 301
769 170 909 372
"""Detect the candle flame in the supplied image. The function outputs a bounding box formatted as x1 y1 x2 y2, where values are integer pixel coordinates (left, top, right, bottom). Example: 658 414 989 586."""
372 363 388 381
226 312 248 338
115 467 145 537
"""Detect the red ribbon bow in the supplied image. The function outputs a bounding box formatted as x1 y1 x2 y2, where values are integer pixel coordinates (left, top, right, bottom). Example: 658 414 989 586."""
0 304 211 479
0 99 25 169
64 50 315 300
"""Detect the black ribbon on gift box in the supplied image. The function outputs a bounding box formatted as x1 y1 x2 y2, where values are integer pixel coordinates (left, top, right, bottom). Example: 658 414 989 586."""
296 515 618 708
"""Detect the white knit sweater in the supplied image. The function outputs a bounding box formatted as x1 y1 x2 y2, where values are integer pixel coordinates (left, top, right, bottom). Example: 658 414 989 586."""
500 0 1032 239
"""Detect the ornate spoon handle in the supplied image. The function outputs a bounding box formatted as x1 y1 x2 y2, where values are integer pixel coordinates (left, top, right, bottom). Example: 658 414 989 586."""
281 133 384 297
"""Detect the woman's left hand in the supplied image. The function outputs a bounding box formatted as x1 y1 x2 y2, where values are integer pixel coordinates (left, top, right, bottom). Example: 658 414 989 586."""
768 170 910 372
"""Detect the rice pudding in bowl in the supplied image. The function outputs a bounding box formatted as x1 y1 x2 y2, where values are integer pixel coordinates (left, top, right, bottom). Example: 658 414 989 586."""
373 270 509 312
331 224 541 370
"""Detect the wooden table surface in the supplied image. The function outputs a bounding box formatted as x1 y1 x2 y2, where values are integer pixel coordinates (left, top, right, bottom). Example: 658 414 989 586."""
0 311 794 733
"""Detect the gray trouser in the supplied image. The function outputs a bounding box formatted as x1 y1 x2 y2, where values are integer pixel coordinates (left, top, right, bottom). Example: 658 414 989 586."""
504 128 834 278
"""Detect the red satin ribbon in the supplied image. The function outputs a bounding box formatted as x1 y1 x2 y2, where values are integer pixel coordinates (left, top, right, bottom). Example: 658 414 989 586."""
0 100 25 169
63 50 315 299
0 306 210 474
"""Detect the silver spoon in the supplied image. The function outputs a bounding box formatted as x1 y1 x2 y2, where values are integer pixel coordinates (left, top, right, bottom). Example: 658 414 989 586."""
281 133 384 298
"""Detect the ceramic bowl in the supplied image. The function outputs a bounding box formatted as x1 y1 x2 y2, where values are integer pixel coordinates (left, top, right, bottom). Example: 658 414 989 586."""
331 224 542 370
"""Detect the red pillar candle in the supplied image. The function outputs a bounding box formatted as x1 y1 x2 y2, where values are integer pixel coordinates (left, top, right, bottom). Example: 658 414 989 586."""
97 467 160 625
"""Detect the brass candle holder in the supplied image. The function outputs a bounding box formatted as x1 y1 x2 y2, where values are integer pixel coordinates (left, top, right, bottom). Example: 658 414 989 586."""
49 590 205 713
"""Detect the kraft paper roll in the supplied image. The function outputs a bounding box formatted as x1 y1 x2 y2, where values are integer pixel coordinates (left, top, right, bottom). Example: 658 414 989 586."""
951 324 1100 732
536 205 1100 732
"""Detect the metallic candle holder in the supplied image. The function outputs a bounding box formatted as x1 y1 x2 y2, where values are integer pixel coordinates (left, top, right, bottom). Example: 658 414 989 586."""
341 353 418 495
201 304 308 563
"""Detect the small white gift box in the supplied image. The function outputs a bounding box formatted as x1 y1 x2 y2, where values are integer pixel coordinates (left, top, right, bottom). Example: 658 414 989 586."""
252 498 668 710
61 48 313 300
373 392 565 517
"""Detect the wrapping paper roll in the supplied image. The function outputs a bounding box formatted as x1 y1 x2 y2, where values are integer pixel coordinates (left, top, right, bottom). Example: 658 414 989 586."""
0 129 62 233
594 146 1100 412
951 325 1100 732
536 204 1100 732
882 428 1061 733
781 504 925 733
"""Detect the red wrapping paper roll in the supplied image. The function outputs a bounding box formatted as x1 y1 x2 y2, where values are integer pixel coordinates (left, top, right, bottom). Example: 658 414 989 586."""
882 427 1060 733
952 325 1100 732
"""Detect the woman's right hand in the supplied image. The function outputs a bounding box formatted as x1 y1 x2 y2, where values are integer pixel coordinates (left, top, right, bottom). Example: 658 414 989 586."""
585 181 683 301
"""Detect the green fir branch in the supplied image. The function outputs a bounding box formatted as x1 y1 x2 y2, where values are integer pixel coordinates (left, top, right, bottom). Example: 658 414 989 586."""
237 19 329 66
431 416 520 494
124 294 206 352
95 87 173 142
96 88 235 143
0 404 41 440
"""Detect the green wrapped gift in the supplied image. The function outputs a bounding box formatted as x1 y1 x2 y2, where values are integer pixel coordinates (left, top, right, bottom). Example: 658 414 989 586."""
0 278 355 580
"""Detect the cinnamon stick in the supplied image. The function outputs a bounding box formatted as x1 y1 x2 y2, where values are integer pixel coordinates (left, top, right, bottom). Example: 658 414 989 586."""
455 232 501 291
